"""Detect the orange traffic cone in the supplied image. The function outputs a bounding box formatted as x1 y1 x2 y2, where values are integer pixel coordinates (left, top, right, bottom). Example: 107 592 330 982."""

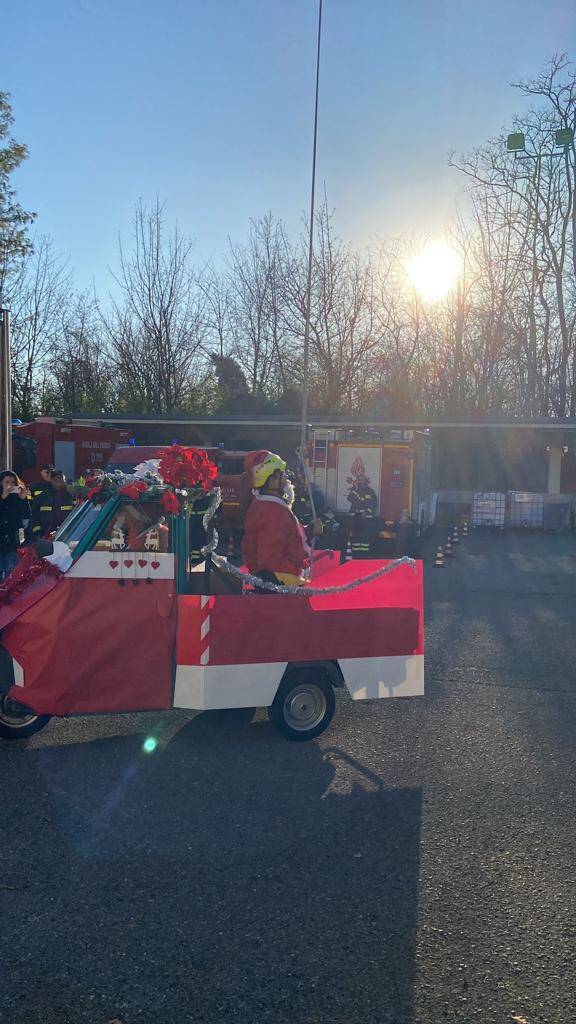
445 537 453 557
452 527 460 544
434 546 445 568
343 537 353 562
462 522 468 537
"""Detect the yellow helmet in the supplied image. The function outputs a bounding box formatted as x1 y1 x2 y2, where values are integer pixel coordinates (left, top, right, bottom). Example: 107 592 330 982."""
252 452 287 489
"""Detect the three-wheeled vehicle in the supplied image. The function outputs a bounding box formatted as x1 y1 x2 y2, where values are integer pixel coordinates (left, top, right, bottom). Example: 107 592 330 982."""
0 492 424 743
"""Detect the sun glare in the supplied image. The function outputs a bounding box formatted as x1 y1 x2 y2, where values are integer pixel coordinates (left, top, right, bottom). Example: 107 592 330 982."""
407 242 462 302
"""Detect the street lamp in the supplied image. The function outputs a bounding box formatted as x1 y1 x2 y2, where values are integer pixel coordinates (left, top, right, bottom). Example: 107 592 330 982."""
555 127 574 148
505 123 574 424
506 125 574 161
507 131 526 153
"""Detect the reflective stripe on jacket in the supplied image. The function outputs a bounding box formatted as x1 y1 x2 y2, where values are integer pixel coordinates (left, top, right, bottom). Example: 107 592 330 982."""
31 487 75 536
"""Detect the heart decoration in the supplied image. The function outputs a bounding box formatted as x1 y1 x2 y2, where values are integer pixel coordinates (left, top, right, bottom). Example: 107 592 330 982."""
124 559 134 568
138 559 147 568
151 561 160 571
109 560 119 569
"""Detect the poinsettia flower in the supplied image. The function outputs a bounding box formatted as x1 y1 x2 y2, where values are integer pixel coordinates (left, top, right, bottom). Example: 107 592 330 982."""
158 446 218 491
119 481 148 499
161 489 181 515
87 484 103 500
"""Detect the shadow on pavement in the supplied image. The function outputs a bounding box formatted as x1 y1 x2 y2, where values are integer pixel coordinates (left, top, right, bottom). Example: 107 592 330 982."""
2 710 422 1024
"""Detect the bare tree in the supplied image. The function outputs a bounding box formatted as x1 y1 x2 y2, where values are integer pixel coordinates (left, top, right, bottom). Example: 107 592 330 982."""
451 56 576 416
8 237 69 420
226 213 293 401
283 200 377 412
197 265 231 359
101 199 208 413
45 292 113 414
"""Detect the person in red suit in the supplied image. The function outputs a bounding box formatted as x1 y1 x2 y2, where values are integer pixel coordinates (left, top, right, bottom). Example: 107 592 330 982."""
242 452 309 589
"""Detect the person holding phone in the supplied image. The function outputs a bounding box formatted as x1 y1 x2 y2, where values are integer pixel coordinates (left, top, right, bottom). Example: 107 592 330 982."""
0 471 30 580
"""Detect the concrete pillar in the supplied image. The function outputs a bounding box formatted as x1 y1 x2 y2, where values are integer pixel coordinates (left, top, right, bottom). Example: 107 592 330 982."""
547 445 562 494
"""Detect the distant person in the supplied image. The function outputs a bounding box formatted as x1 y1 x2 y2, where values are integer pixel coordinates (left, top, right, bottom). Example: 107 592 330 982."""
0 471 30 579
347 474 378 558
30 463 55 501
347 474 378 516
395 509 417 557
31 470 75 539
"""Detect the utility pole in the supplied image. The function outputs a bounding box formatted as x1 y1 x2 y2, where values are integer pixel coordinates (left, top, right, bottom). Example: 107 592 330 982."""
0 308 12 470
299 0 323 455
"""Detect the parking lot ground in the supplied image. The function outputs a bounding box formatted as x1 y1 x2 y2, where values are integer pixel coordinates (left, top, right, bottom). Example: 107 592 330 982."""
2 530 576 1023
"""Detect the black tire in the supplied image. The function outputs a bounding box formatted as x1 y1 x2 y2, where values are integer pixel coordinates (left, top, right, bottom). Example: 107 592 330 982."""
0 694 51 741
268 668 335 742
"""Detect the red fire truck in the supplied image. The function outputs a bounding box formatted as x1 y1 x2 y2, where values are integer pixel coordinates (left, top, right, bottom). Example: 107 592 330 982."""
13 418 132 485
308 429 436 545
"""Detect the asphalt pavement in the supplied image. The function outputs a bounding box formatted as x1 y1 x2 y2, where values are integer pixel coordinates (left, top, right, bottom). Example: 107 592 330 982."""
2 529 576 1024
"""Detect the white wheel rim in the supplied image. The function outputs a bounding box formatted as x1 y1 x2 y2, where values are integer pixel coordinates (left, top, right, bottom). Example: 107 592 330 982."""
0 696 38 729
283 684 326 731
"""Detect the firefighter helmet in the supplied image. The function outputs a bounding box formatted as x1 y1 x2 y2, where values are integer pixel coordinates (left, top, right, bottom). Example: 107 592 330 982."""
252 452 287 489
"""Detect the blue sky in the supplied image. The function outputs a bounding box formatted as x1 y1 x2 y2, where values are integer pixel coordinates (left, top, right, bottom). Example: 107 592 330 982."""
4 0 575 293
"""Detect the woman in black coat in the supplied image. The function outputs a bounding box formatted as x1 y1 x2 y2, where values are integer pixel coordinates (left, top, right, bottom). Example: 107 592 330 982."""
0 471 30 580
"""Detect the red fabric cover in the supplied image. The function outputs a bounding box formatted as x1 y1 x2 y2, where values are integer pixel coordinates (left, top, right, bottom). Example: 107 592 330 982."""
3 578 177 715
242 495 309 577
177 561 423 667
0 575 61 632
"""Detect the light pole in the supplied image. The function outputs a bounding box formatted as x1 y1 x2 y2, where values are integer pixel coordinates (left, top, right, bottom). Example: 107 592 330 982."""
507 125 574 483
0 308 12 471
299 0 323 455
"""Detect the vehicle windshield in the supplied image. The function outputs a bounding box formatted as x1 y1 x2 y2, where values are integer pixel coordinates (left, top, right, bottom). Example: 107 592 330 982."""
54 500 107 552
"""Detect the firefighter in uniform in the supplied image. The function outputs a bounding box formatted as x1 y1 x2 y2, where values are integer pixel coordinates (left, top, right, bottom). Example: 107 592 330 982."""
30 463 55 501
347 475 378 558
31 471 75 539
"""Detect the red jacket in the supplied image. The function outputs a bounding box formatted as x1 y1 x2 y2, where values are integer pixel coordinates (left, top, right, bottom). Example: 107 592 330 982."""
242 494 309 577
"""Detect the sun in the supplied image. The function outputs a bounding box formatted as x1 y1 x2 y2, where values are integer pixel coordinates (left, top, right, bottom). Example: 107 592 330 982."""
407 242 462 302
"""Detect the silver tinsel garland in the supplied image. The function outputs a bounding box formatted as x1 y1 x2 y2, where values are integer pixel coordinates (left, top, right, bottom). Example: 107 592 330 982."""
200 487 415 596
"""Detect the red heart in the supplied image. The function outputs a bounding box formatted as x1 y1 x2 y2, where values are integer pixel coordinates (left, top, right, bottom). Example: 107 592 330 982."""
124 559 134 568
109 560 119 569
138 559 147 568
151 561 160 570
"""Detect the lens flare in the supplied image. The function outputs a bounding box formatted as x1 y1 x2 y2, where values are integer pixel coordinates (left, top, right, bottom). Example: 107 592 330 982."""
143 736 158 754
407 242 462 301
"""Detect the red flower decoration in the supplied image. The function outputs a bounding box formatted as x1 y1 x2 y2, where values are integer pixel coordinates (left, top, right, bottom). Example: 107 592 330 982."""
161 489 181 515
119 481 148 499
158 446 218 492
87 484 103 500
